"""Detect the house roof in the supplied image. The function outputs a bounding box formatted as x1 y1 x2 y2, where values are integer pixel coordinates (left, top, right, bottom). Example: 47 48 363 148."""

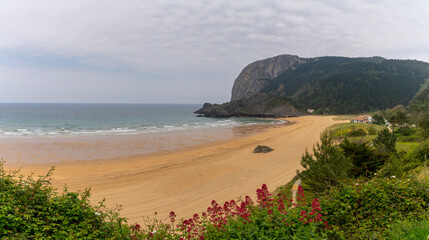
352 115 371 121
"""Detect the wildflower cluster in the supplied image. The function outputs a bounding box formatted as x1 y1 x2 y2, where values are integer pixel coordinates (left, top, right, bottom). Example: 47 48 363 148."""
129 184 328 239
179 184 327 239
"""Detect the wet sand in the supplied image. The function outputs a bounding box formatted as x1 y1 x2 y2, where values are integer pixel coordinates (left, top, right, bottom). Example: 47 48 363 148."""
3 115 341 224
0 122 285 165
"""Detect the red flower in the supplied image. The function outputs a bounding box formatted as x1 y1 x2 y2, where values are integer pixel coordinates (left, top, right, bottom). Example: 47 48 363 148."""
169 211 176 223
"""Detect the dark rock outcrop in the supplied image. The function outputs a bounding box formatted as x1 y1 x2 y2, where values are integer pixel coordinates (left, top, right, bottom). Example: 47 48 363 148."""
230 54 304 101
253 145 274 153
194 93 304 118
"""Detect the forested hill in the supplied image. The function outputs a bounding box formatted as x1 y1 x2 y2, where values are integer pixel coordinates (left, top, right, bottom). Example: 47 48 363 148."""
261 57 429 114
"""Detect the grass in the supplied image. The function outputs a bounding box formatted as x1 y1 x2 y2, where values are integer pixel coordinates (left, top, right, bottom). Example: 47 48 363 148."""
328 123 422 153
332 115 358 121
328 123 386 138
383 220 429 240
273 175 298 197
396 141 420 153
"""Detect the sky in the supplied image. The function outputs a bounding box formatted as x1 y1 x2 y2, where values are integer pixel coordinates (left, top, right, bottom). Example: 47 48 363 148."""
1 0 429 104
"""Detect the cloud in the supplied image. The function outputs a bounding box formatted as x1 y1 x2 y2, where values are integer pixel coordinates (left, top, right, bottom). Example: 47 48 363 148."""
1 0 429 102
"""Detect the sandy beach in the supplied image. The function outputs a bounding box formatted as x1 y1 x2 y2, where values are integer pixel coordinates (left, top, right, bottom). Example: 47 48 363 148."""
5 115 341 224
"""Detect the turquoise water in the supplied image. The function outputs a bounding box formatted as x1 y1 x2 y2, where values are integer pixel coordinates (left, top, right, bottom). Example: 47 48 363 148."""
0 103 282 137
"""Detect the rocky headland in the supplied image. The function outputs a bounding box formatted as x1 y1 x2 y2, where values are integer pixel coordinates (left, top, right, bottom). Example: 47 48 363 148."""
195 93 303 118
196 54 429 117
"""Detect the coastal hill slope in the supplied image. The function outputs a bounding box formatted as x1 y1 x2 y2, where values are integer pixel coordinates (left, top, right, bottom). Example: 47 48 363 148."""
197 55 429 117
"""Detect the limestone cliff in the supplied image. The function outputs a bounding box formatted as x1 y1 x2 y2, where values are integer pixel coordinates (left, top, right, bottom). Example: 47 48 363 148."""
230 54 303 101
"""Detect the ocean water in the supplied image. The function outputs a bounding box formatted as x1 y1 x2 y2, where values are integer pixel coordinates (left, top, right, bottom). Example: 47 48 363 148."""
0 103 282 137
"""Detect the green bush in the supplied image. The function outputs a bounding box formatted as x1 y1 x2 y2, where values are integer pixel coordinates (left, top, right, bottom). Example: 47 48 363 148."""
367 125 377 135
394 126 417 136
379 138 429 178
0 165 132 239
346 128 366 137
320 178 429 239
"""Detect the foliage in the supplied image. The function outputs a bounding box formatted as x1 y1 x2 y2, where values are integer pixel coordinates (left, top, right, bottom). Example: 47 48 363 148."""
378 138 429 178
339 138 385 177
297 131 352 193
372 113 385 125
328 123 385 139
261 57 429 114
394 126 417 136
420 113 429 139
373 128 397 153
320 178 429 239
0 164 132 239
202 185 328 239
383 219 429 240
387 106 410 133
396 141 420 152
128 184 328 239
346 128 366 137
367 125 377 135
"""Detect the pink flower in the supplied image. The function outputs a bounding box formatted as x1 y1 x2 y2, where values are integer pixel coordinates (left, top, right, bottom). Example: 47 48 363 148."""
169 211 176 223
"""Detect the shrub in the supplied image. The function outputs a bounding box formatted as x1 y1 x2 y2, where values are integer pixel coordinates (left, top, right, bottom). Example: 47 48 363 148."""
373 128 397 153
367 125 377 135
298 131 352 193
394 126 417 136
0 165 131 239
346 128 366 137
379 138 429 178
320 178 429 239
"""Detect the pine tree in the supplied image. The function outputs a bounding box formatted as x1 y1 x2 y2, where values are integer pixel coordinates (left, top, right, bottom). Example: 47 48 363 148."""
339 138 385 177
373 128 397 153
297 131 352 193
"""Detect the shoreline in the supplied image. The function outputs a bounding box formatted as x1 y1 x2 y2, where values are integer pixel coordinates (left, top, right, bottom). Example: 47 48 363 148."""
0 121 288 166
5 115 342 224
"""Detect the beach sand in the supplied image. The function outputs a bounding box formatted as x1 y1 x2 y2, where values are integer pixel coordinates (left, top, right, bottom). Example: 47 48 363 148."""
5 115 342 224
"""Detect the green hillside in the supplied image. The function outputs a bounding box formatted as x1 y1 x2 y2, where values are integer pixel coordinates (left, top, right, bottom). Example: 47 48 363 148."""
261 57 429 114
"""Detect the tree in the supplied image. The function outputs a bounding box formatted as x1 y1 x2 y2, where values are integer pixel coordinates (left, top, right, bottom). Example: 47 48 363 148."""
419 113 429 139
297 131 352 193
388 109 409 134
408 102 424 126
373 128 397 153
339 138 384 177
372 113 385 125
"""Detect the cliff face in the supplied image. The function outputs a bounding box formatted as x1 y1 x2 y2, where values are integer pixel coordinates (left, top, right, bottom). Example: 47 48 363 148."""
230 54 303 101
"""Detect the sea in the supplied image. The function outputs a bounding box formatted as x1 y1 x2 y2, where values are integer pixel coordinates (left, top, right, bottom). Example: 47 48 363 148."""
0 103 282 138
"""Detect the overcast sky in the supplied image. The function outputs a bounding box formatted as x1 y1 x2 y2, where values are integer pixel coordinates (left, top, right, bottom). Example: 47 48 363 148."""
1 0 429 104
